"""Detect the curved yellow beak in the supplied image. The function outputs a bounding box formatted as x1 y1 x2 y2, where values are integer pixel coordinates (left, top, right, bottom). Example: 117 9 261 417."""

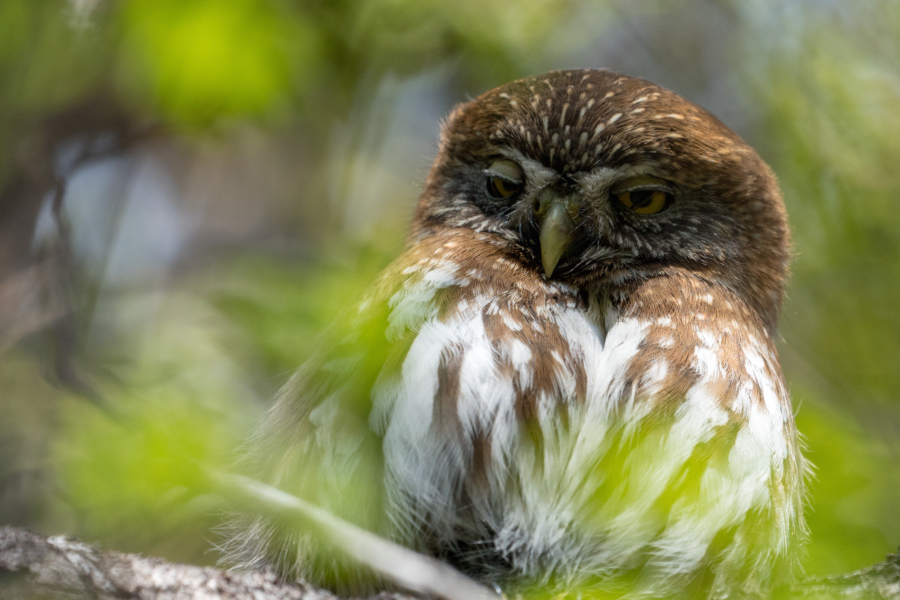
539 201 575 278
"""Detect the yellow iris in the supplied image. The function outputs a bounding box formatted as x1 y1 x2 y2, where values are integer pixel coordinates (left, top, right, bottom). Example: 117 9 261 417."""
617 190 669 214
488 177 521 198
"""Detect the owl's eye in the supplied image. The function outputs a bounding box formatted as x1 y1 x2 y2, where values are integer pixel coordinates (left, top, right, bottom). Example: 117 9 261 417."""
611 175 674 215
487 176 522 199
485 159 524 199
616 190 672 214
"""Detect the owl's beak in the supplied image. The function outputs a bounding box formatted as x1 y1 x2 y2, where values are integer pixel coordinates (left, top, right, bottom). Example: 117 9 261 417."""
538 201 575 278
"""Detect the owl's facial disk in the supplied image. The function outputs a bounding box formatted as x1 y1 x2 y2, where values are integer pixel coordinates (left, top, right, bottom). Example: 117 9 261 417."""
415 69 790 329
487 155 679 278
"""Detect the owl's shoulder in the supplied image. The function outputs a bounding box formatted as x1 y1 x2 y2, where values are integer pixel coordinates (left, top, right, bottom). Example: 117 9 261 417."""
611 272 789 413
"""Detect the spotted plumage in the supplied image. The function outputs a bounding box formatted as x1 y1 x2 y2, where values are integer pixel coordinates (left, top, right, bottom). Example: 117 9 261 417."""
223 69 806 599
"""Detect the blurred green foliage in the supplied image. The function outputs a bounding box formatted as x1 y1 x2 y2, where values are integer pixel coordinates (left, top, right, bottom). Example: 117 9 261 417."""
209 240 401 378
750 6 900 573
0 0 898 586
119 0 308 125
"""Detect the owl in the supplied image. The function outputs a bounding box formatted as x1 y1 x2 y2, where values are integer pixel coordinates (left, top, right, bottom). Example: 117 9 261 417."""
224 69 806 599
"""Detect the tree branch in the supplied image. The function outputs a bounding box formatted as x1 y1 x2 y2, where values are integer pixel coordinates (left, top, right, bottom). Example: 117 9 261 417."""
3 525 900 599
787 552 900 599
0 525 396 600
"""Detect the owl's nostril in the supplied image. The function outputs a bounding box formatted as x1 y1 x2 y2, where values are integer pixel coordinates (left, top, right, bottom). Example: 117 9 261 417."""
533 198 543 214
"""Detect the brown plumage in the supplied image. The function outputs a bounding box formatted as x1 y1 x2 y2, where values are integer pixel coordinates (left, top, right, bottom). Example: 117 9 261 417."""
223 69 806 599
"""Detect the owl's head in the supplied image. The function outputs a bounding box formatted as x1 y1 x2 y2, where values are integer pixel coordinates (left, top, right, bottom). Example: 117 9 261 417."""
412 69 790 332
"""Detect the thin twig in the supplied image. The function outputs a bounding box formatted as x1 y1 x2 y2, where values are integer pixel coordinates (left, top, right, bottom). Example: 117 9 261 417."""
210 471 501 600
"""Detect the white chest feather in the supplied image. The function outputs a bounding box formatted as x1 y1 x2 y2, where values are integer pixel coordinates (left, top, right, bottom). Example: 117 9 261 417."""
367 262 803 594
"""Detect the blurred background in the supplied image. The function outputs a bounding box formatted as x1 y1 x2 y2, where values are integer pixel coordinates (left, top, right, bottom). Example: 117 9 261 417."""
1 0 898 581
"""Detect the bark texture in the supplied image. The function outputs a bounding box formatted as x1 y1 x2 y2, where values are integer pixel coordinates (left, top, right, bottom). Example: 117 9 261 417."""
0 526 410 600
2 526 899 600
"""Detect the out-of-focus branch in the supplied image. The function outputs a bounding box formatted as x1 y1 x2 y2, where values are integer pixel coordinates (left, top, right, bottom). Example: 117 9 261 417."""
212 472 500 600
0 92 157 410
0 262 67 355
0 91 153 283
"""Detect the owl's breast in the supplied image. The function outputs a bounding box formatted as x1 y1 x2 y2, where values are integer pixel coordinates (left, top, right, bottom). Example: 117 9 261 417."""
371 252 602 497
364 236 804 595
